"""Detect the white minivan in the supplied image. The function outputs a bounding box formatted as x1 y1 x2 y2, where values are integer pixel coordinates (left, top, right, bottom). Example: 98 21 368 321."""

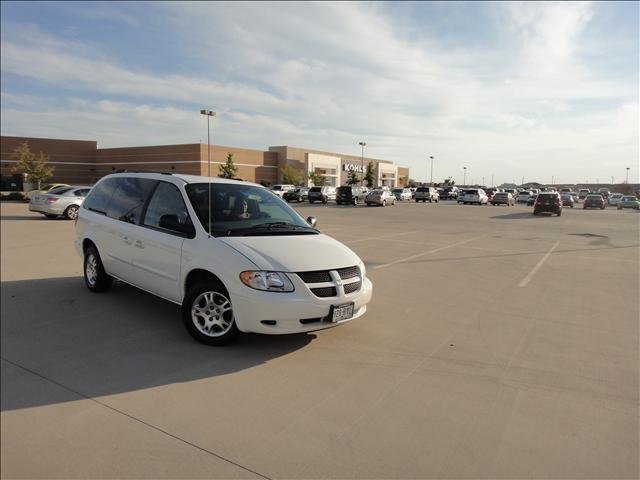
75 172 373 345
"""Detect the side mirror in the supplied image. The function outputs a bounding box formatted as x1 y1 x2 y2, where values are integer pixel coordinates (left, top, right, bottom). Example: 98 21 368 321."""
306 216 317 228
159 214 194 236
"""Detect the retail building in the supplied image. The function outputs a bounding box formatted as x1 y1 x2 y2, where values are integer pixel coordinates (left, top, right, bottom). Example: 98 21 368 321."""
0 136 409 190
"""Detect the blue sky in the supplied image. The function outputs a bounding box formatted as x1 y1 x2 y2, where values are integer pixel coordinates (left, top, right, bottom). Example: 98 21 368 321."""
1 1 638 184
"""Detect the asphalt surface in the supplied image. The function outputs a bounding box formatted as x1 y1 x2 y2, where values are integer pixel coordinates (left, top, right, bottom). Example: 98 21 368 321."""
1 200 638 479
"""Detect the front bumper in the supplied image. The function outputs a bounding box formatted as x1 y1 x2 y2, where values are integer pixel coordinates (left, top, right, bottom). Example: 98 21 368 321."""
230 277 373 334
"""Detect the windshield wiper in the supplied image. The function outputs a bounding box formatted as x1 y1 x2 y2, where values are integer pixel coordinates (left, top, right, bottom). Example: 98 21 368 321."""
222 222 318 236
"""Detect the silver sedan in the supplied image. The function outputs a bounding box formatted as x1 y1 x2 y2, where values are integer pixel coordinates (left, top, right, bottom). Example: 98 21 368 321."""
365 189 397 206
29 185 92 220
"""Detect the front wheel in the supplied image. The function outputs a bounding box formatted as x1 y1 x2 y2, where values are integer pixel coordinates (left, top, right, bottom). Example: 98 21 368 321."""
182 283 239 346
84 246 113 292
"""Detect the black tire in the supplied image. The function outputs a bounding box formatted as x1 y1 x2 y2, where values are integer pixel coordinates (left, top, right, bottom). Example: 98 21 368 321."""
309 200 314 204
423 199 426 203
44 214 58 219
415 199 419 202
84 246 113 292
182 281 239 346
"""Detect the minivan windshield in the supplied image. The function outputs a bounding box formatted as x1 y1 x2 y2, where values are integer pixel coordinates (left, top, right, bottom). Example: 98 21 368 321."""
185 183 317 237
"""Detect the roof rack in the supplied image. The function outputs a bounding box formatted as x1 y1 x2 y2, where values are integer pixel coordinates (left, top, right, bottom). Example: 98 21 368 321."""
112 170 174 175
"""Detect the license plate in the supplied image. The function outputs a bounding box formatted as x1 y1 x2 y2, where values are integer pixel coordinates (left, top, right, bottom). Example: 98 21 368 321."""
332 303 354 323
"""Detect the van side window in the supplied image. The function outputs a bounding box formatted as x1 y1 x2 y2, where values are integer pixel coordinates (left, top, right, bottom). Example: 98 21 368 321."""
143 182 194 236
107 178 157 224
83 178 118 215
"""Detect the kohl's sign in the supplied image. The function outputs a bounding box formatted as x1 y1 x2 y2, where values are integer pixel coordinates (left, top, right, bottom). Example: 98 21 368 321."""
343 163 364 173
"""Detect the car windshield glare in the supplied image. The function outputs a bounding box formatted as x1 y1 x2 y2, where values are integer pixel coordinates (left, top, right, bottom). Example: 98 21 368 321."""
185 183 314 236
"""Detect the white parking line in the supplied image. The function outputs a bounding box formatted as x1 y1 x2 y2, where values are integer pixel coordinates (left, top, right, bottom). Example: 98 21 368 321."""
344 230 425 245
373 234 487 270
518 240 561 287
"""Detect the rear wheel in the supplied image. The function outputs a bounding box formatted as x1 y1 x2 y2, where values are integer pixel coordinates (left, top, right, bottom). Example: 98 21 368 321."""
84 246 112 292
182 282 239 346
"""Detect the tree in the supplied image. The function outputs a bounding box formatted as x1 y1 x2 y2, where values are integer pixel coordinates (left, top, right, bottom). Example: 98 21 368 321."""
407 178 418 188
443 176 455 186
11 142 54 189
347 170 359 185
363 162 375 188
282 165 304 185
309 171 324 186
218 152 237 179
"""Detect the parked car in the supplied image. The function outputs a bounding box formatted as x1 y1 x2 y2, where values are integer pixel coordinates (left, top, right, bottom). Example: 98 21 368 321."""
391 187 412 201
584 194 606 210
460 189 488 205
517 191 532 203
75 173 373 345
490 192 514 206
503 188 517 198
283 187 309 203
308 186 336 204
527 194 538 206
578 189 590 199
336 185 367 205
560 194 575 208
269 184 295 198
598 188 611 198
29 185 92 219
25 183 70 201
365 189 396 206
440 186 458 200
617 196 640 210
414 187 440 203
533 192 562 216
608 193 624 206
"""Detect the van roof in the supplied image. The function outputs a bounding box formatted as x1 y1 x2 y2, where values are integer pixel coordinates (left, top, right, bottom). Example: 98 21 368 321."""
105 171 262 188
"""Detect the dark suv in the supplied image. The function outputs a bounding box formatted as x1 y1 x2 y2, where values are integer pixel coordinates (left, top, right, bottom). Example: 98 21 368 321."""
336 185 367 205
584 194 606 209
533 192 562 216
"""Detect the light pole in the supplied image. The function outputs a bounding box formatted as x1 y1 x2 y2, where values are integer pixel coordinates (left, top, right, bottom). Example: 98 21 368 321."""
359 141 366 186
551 176 555 185
491 174 494 187
463 166 467 186
429 156 434 185
611 176 614 184
200 109 216 237
482 176 485 186
626 167 630 184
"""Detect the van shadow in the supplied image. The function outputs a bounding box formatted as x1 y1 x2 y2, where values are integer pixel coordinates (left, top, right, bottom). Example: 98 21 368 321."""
1 277 315 412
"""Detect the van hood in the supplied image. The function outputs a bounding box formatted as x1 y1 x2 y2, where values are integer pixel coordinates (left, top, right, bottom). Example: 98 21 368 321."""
220 234 361 272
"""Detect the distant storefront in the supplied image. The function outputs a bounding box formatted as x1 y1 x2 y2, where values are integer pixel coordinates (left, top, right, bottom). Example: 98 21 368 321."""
0 136 409 189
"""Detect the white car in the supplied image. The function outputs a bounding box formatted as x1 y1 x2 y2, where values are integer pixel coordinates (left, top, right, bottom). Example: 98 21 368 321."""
460 189 489 205
75 173 373 345
29 185 92 219
517 191 532 203
392 187 412 201
269 184 295 198
608 193 624 206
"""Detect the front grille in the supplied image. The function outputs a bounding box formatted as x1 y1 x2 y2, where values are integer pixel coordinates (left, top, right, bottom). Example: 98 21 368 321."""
311 287 337 298
343 280 362 294
297 270 332 283
337 266 360 280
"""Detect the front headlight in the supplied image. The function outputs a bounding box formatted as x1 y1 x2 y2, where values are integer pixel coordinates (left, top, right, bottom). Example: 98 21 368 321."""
358 261 366 279
239 271 294 292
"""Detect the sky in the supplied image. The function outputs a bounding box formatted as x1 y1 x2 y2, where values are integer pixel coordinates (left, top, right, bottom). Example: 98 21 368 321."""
1 1 638 185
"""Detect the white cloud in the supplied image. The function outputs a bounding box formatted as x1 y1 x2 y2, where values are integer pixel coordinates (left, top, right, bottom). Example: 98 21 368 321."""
0 2 637 183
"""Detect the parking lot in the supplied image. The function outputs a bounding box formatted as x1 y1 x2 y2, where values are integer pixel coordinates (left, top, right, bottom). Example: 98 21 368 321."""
1 200 638 478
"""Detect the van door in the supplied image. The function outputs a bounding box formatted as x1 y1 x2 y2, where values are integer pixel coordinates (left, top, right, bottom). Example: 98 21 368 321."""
129 182 194 303
102 177 158 281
